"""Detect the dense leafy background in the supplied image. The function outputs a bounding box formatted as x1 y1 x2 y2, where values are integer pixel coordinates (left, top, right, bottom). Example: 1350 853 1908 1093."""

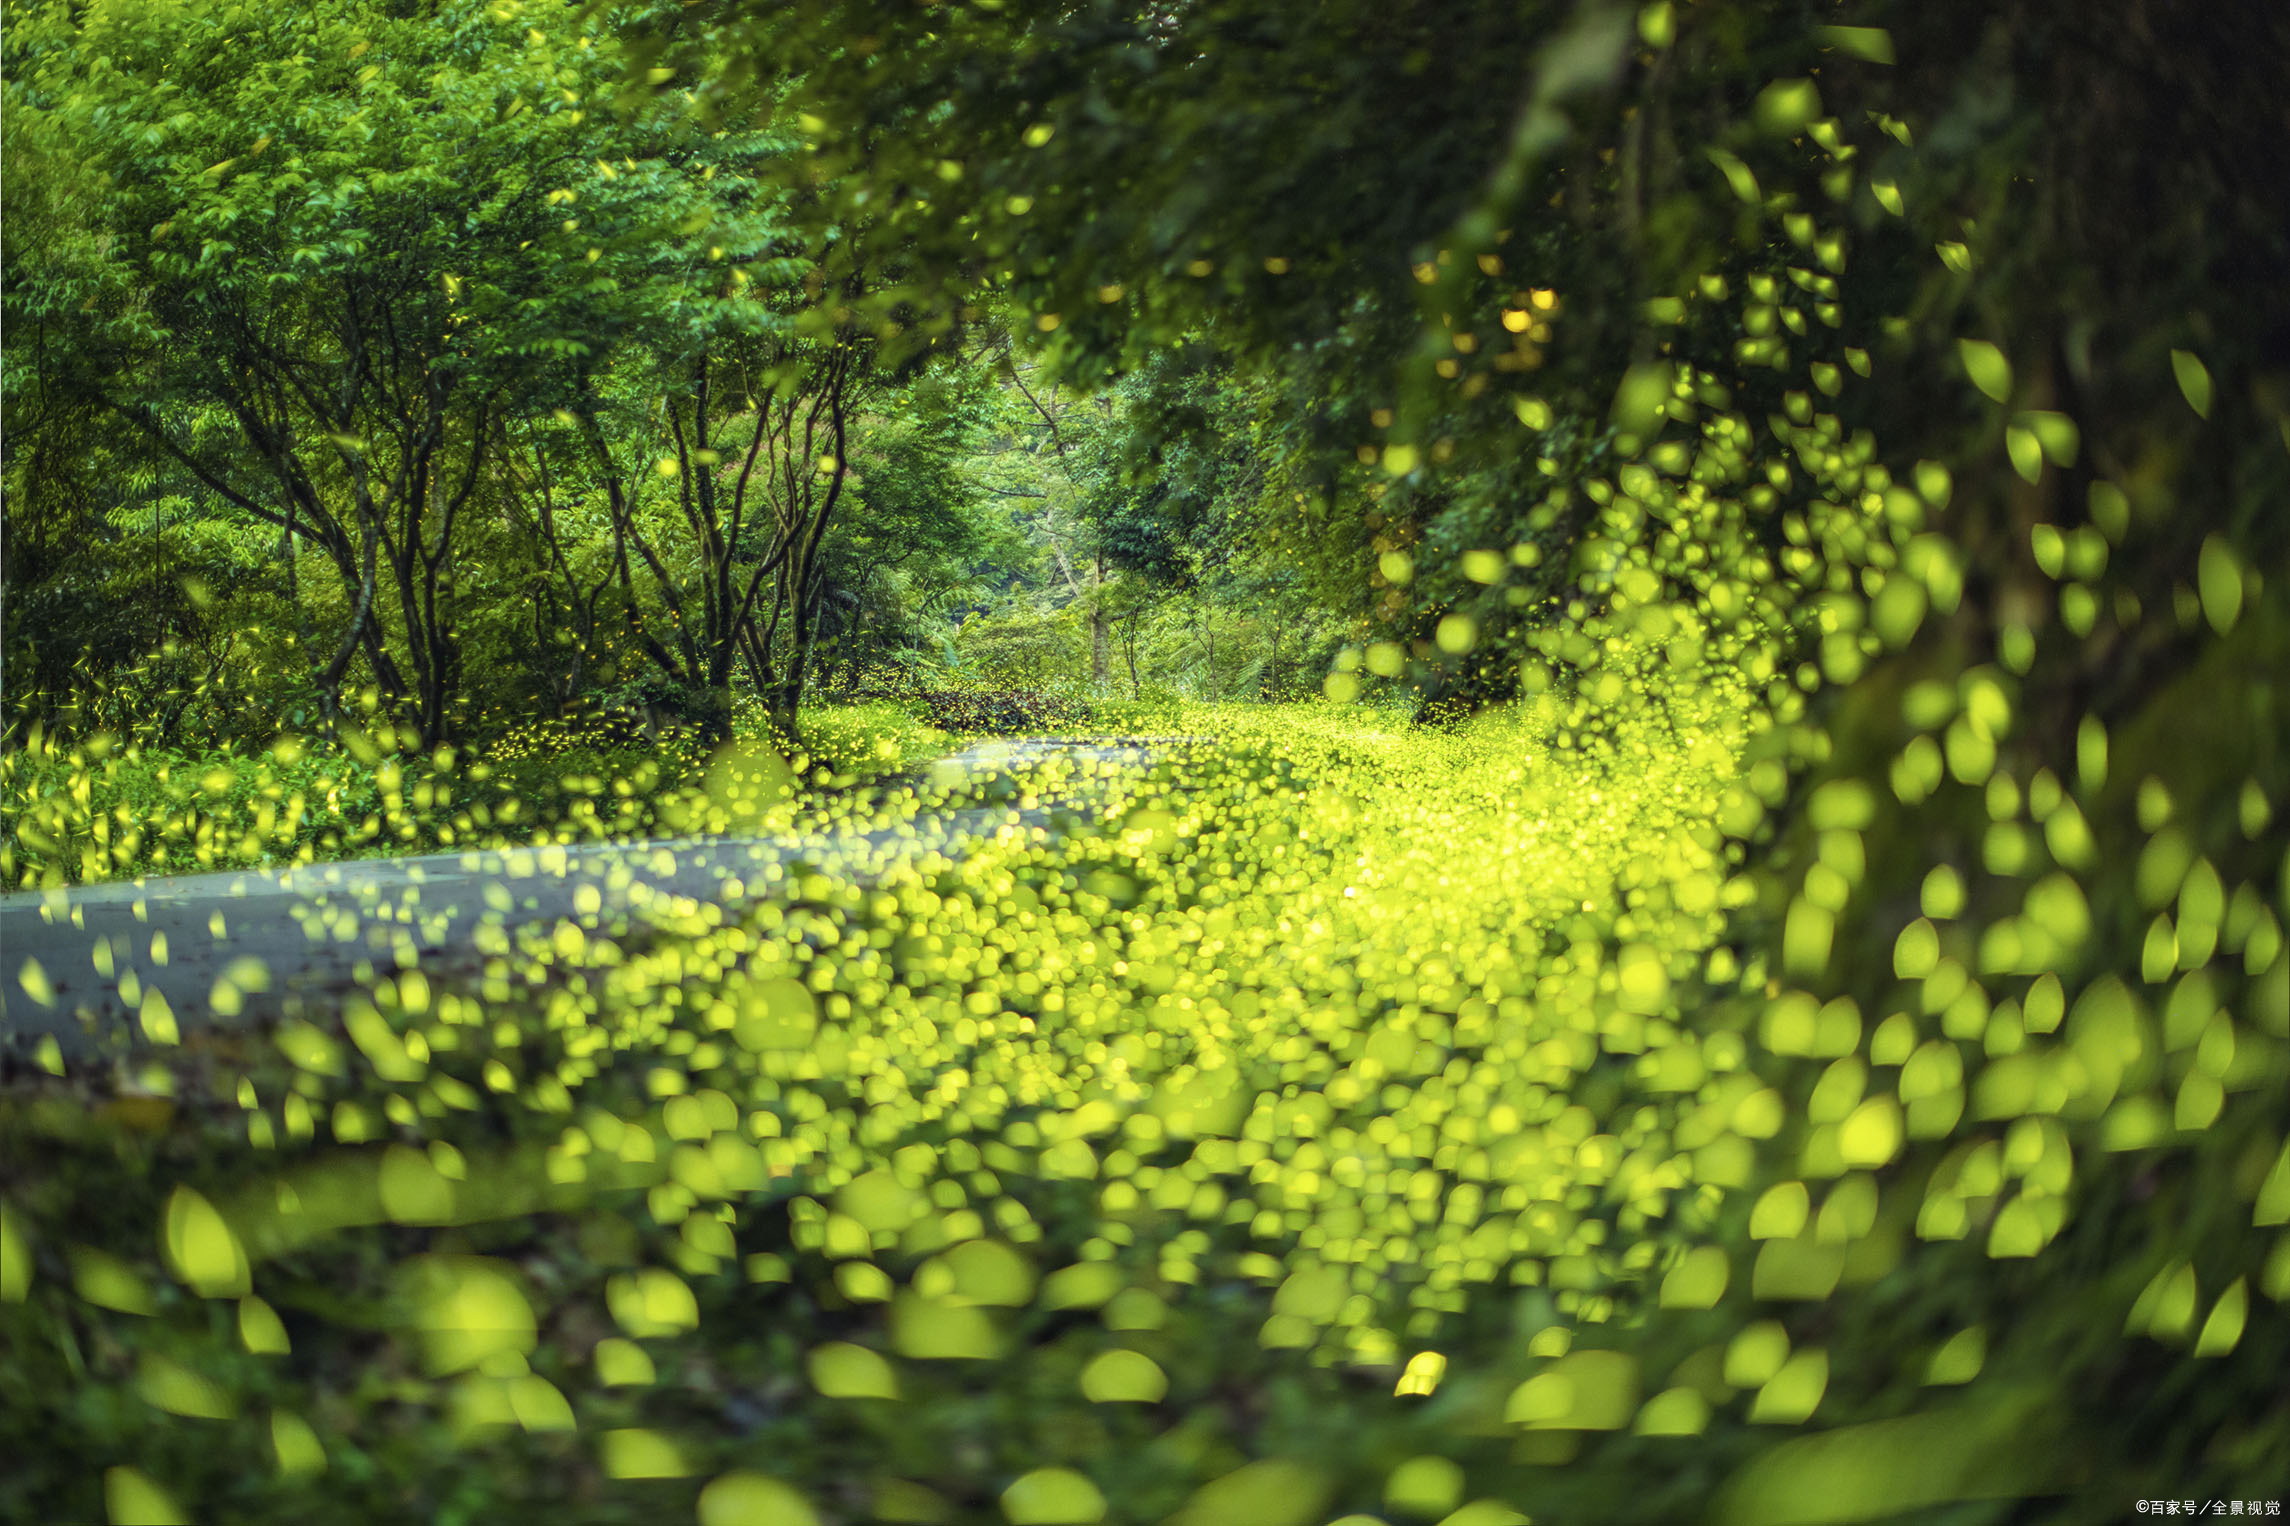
4 0 2288 1522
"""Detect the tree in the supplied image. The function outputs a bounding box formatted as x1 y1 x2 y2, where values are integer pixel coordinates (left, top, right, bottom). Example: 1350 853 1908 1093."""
4 0 738 745
549 273 951 739
803 367 1006 693
988 342 1124 688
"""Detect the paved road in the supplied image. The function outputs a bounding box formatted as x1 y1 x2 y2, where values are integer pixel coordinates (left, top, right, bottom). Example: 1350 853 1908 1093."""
1 737 1190 1061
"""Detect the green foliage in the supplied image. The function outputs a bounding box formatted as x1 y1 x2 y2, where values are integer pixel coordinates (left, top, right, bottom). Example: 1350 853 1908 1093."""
4 0 702 740
1 0 985 747
6 701 1770 1523
5 0 2289 1520
0 704 946 889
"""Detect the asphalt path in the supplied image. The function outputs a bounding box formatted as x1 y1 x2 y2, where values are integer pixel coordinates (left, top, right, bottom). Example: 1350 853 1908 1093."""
1 737 1190 1062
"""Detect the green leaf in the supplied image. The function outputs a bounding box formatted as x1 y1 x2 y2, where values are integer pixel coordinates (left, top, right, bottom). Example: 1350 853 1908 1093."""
601 1427 693 1478
1166 1461 1332 1526
2127 1261 2198 1341
1658 1244 1729 1308
1704 147 1760 203
416 1257 540 1373
1749 1350 1828 1423
2170 348 2212 417
1437 1503 1533 1526
809 1341 900 1399
938 1238 1036 1305
270 1410 328 1477
1837 1099 1903 1168
889 1291 1000 1358
1001 1468 1107 1525
1925 1327 1986 1385
1958 340 2012 403
73 1248 156 1315
1725 1322 1791 1387
2198 536 2244 633
138 1353 236 1419
1634 1387 1711 1436
1986 1197 2051 1258
1783 899 1835 976
1871 574 1928 648
1813 25 1895 63
104 1467 188 1526
0 1204 30 1303
2193 1278 2248 1357
1040 1262 1123 1309
1753 79 1823 137
2020 410 2080 464
1387 1456 1466 1518
595 1337 656 1386
240 1296 292 1354
698 1472 820 1526
2256 1138 2290 1226
1511 1350 1640 1430
1078 1348 1167 1403
2005 425 2041 482
16 956 56 1007
379 1145 457 1225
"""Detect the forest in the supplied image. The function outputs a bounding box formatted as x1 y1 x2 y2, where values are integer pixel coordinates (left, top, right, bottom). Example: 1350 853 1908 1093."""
3 0 2287 1522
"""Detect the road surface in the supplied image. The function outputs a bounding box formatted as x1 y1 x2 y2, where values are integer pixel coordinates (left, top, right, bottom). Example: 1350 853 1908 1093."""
1 737 1192 1062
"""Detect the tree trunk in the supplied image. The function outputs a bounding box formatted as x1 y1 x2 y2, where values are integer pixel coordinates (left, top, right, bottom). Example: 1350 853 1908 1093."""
768 568 816 745
738 616 774 708
1089 551 1110 687
696 638 738 748
281 511 326 727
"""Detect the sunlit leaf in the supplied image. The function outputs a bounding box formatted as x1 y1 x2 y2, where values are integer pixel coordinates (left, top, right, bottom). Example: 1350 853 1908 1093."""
810 1341 900 1399
1 1204 31 1303
1164 1460 1331 1526
1813 25 1894 63
602 1427 693 1478
1958 340 2012 403
1749 1350 1828 1424
271 1409 327 1476
2170 349 2212 417
104 1467 188 1526
1386 1455 1465 1518
1001 1468 1107 1525
698 1472 820 1526
1079 1348 1167 1403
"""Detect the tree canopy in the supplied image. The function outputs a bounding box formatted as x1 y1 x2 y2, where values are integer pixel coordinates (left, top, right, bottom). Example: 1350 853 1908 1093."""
3 0 2288 1521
